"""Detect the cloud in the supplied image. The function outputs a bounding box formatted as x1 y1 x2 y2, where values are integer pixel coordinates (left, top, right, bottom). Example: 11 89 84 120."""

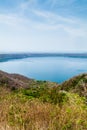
43 0 77 8
30 9 87 37
32 9 76 24
0 14 20 26
19 0 38 11
0 0 87 41
0 2 86 39
0 12 32 30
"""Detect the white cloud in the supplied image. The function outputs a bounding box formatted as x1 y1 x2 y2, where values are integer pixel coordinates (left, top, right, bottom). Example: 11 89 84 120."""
32 9 76 24
19 0 38 11
0 13 32 30
31 9 87 37
0 14 21 25
0 7 86 38
0 0 87 53
44 0 77 8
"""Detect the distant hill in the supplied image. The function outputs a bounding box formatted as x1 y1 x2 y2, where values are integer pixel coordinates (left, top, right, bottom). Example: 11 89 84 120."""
1 53 87 62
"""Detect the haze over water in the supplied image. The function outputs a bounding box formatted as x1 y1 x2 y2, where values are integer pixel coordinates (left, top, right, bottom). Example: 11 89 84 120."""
0 56 87 83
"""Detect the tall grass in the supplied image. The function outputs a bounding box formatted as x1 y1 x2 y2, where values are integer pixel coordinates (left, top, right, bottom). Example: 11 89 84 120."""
0 86 87 130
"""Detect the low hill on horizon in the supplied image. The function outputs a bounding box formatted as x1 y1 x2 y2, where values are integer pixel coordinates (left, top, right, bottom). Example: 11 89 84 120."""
1 53 87 62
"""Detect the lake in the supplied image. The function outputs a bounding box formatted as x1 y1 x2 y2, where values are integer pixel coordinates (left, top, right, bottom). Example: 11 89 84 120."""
0 56 87 83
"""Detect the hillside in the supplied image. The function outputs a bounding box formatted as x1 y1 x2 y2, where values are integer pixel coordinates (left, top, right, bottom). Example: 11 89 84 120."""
0 71 87 130
60 73 87 97
0 70 34 89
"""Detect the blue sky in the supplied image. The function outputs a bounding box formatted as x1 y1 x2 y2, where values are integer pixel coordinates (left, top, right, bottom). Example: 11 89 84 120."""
0 0 87 53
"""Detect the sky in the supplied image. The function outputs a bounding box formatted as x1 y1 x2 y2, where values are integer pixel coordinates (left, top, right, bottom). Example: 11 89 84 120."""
0 0 87 53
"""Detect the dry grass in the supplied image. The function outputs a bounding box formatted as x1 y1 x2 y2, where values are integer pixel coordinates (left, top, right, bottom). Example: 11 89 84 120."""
0 87 87 130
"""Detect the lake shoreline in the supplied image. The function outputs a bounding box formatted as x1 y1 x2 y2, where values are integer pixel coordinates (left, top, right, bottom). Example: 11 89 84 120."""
1 53 87 62
0 54 87 83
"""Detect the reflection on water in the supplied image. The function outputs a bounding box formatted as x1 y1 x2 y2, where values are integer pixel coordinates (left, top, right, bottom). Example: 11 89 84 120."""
0 57 87 83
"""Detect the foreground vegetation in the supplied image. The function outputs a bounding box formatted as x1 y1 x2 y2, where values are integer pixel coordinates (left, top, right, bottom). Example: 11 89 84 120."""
0 71 87 130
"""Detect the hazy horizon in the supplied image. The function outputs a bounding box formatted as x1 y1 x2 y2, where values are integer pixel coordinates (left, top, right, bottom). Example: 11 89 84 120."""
1 51 87 54
0 0 87 52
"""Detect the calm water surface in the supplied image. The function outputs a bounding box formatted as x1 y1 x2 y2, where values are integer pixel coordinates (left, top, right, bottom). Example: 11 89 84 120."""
0 56 87 83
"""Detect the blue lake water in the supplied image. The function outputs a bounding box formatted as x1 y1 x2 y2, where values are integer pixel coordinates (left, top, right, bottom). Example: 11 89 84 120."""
0 56 87 83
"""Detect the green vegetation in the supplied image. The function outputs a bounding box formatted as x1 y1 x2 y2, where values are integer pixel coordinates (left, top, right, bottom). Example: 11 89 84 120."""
0 71 87 129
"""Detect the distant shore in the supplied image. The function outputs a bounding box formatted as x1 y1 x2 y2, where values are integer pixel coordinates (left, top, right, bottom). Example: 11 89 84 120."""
1 52 87 62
